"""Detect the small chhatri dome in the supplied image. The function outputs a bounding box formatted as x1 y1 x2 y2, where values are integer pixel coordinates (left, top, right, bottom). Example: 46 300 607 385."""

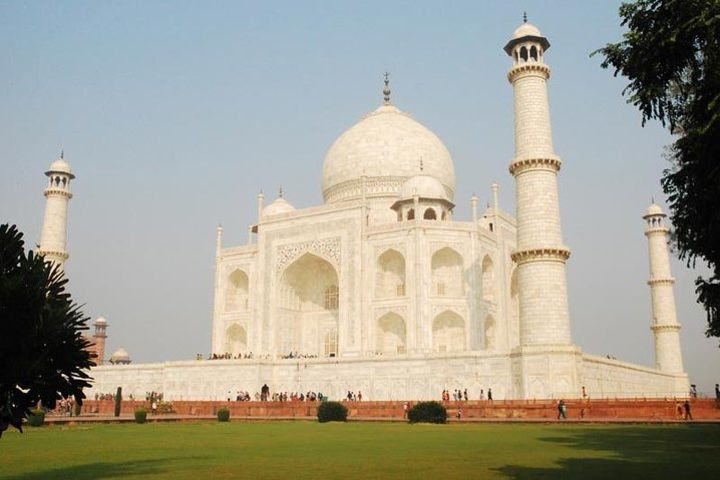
94 316 107 325
400 175 448 200
110 347 131 364
263 196 296 217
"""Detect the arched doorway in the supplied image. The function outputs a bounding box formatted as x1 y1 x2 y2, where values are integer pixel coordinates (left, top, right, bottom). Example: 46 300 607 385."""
224 324 247 356
376 312 407 355
278 253 339 357
484 315 496 350
431 247 464 297
375 249 406 298
225 269 249 311
481 256 495 303
432 310 466 353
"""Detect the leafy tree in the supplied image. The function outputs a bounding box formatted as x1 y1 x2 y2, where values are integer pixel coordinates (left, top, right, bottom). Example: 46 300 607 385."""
595 0 720 339
0 224 93 437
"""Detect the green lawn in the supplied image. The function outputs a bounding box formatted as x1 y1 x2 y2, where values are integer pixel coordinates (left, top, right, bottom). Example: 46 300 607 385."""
1 422 719 479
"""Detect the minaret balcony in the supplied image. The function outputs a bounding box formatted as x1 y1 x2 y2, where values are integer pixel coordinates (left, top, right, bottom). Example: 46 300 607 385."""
509 156 562 176
507 63 550 83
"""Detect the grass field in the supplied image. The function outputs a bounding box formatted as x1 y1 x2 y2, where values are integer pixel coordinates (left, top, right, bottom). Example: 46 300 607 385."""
1 421 719 479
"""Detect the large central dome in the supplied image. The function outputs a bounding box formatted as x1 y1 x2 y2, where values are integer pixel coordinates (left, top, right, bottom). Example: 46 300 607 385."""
322 103 455 203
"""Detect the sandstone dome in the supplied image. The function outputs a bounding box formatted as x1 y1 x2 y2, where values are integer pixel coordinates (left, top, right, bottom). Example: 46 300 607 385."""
399 175 448 200
322 104 455 203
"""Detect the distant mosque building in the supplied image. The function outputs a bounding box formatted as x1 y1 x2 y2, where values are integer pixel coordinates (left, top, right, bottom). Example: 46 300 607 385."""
42 20 688 400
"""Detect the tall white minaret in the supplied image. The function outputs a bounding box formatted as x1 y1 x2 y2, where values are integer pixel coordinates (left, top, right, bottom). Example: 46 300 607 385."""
505 19 572 347
643 203 684 373
38 153 75 269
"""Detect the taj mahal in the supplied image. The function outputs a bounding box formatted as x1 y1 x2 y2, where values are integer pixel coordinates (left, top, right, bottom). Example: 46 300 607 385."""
37 20 689 400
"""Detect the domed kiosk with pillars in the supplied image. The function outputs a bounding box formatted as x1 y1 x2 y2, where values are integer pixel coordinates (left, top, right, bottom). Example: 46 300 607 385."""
86 20 689 401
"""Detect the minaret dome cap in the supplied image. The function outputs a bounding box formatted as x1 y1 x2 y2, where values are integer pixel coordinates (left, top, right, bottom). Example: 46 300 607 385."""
46 157 75 179
644 203 665 217
504 21 551 55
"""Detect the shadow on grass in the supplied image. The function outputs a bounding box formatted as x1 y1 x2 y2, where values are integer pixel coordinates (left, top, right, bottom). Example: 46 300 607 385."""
4 457 201 480
495 425 720 480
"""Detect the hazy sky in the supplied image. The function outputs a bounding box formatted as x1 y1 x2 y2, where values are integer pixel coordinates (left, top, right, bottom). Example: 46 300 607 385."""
2 1 718 393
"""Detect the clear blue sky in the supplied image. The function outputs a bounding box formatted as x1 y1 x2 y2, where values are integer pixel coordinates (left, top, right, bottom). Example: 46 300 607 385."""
2 1 718 393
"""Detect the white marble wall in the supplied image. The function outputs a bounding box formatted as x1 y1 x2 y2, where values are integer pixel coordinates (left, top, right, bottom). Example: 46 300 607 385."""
87 351 689 401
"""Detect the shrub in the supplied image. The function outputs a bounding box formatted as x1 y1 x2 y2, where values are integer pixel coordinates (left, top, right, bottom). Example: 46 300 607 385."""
27 409 45 427
134 409 147 424
157 402 174 414
407 401 447 424
114 386 122 417
217 407 230 422
317 401 348 423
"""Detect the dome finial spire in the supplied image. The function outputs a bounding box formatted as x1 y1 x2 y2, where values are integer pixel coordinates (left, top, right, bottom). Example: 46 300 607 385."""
60 149 64 159
419 157 424 172
523 11 527 23
383 71 391 104
278 185 283 198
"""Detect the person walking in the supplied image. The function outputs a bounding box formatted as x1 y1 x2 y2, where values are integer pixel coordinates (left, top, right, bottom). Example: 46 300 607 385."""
557 400 567 420
403 402 409 419
715 384 720 400
487 388 493 401
683 400 693 421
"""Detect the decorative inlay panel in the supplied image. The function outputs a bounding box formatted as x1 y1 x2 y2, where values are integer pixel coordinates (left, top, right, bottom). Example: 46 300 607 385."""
276 237 341 273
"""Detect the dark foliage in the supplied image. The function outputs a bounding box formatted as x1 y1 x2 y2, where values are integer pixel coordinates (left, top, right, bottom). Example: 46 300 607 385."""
595 0 720 340
26 409 45 427
134 409 147 424
217 407 230 422
407 401 447 424
317 401 348 422
114 387 122 417
0 224 93 438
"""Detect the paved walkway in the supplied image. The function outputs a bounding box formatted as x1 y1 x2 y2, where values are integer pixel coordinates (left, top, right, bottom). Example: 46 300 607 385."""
43 414 720 425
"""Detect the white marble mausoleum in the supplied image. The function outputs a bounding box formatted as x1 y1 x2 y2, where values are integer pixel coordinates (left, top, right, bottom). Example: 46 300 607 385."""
40 20 689 400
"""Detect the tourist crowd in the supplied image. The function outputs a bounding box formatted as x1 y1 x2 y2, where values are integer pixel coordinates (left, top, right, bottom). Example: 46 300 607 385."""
94 392 127 400
441 388 493 401
202 352 323 361
345 391 363 401
279 352 318 359
50 397 77 416
205 352 272 360
229 389 326 402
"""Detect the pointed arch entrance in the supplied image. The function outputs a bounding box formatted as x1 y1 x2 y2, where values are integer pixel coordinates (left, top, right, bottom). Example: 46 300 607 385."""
224 324 247 355
432 310 466 353
278 252 339 357
376 312 407 355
